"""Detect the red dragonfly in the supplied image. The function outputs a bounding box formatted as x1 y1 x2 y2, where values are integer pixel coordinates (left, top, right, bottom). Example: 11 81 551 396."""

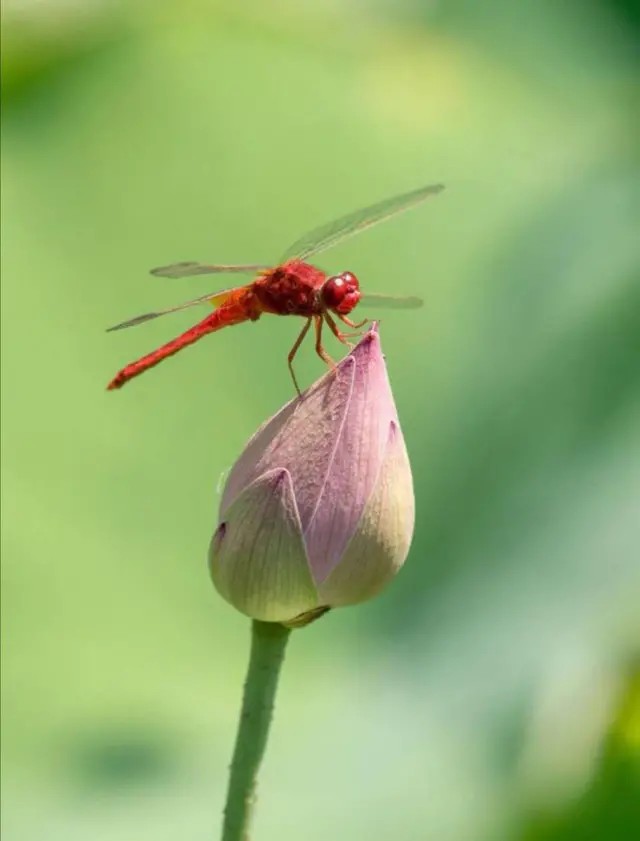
107 182 443 392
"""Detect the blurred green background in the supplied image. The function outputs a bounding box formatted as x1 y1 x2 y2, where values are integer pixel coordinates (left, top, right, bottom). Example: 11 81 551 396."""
2 1 639 839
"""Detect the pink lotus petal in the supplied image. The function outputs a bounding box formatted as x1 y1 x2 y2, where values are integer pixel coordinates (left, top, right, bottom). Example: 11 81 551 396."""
318 420 414 605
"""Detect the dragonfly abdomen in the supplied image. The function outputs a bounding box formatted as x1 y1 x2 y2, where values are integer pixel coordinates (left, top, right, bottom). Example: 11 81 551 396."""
107 300 253 390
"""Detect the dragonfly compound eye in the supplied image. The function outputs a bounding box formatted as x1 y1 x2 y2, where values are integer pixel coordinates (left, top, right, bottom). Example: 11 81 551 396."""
322 272 361 315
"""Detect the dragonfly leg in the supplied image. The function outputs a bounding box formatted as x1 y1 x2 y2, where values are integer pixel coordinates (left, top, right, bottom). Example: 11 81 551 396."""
325 312 368 340
324 312 354 349
314 315 335 368
288 317 312 395
338 314 369 330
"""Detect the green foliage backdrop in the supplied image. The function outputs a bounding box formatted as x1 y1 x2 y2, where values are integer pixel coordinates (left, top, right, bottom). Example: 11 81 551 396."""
2 1 639 839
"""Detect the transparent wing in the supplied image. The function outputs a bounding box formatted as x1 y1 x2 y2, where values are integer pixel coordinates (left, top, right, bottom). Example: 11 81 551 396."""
282 182 444 261
150 262 269 278
359 293 424 310
106 288 239 332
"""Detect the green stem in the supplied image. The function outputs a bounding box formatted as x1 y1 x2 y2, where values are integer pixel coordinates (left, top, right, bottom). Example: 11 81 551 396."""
221 620 292 841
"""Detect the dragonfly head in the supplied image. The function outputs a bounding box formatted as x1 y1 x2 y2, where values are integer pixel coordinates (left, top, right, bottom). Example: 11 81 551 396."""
321 271 361 315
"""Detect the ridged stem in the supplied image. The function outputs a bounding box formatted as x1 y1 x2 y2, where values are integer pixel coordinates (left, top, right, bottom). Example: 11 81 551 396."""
221 620 291 841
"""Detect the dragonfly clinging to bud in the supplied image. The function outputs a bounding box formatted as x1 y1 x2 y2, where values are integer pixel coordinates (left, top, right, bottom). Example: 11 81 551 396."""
107 182 444 393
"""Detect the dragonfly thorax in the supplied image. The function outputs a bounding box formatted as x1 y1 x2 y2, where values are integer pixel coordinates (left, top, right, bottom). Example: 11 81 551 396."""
321 272 361 315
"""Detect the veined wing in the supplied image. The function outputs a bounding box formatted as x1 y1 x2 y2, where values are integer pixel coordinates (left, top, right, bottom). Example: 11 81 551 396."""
282 182 444 261
359 293 423 309
150 262 269 278
106 287 242 332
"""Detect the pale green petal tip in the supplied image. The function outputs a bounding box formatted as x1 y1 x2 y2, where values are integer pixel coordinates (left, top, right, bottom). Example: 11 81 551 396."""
209 468 319 622
318 422 414 607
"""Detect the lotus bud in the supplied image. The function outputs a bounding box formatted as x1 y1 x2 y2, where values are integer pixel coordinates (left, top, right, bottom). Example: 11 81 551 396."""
209 325 414 626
